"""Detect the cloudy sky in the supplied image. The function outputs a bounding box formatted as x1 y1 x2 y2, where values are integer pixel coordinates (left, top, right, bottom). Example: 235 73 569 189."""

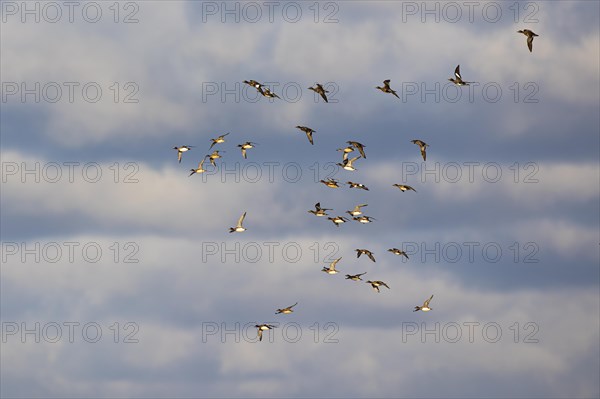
1 0 599 397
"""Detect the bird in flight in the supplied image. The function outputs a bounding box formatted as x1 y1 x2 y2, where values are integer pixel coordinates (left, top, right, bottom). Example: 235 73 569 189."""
296 126 315 145
189 157 208 176
356 249 376 262
353 215 375 224
327 216 349 227
207 150 224 167
209 133 229 150
338 155 361 171
366 280 390 293
320 178 340 188
345 272 367 281
229 212 247 233
237 142 256 159
448 65 472 86
308 202 332 217
347 181 369 191
347 141 367 159
275 302 298 314
388 248 409 259
173 145 193 163
414 295 434 312
308 83 329 103
393 184 417 192
376 79 400 99
255 323 276 341
411 139 429 161
517 29 539 52
322 257 342 274
261 87 280 99
346 204 368 217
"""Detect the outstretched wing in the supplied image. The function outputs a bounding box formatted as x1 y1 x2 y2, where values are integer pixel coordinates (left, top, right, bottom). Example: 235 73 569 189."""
424 294 434 307
237 212 247 228
454 65 462 80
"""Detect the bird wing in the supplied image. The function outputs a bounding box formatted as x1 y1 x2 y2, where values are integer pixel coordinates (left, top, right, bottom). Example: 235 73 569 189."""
237 212 246 227
330 257 342 270
306 131 314 145
454 65 462 79
320 91 328 103
356 145 366 158
527 35 534 52
424 295 434 307
421 147 427 161
177 151 182 163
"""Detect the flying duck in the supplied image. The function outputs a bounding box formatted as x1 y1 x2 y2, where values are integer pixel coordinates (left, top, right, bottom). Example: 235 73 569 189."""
308 83 329 103
308 202 332 217
237 142 256 159
366 280 390 293
388 248 409 259
448 65 472 86
255 323 276 341
337 155 361 171
345 272 367 281
189 157 208 176
322 257 342 274
173 145 193 163
347 181 369 191
229 211 247 233
347 141 367 159
393 184 417 192
411 139 429 161
327 216 349 227
275 302 298 314
353 215 375 224
517 29 539 52
376 79 400 99
207 150 224 167
356 249 376 262
295 126 315 145
414 295 434 312
346 204 368 216
320 178 340 188
261 87 280 99
209 133 229 149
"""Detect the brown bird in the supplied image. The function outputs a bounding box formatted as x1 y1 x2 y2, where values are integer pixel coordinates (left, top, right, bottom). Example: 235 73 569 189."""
356 249 376 262
393 184 417 192
296 126 315 145
308 83 329 103
411 139 429 161
366 280 390 293
376 79 400 99
347 141 367 158
345 272 367 281
320 178 340 188
276 302 298 314
517 29 539 52
414 295 434 312
388 248 409 259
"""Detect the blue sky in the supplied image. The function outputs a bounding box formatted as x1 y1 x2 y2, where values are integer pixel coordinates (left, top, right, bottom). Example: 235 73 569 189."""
1 1 599 397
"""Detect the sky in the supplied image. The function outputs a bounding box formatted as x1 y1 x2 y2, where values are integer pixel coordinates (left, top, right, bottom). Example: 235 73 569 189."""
1 0 599 397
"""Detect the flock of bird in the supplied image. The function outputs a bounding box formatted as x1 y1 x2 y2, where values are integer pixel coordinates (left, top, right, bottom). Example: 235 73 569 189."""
173 29 538 341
